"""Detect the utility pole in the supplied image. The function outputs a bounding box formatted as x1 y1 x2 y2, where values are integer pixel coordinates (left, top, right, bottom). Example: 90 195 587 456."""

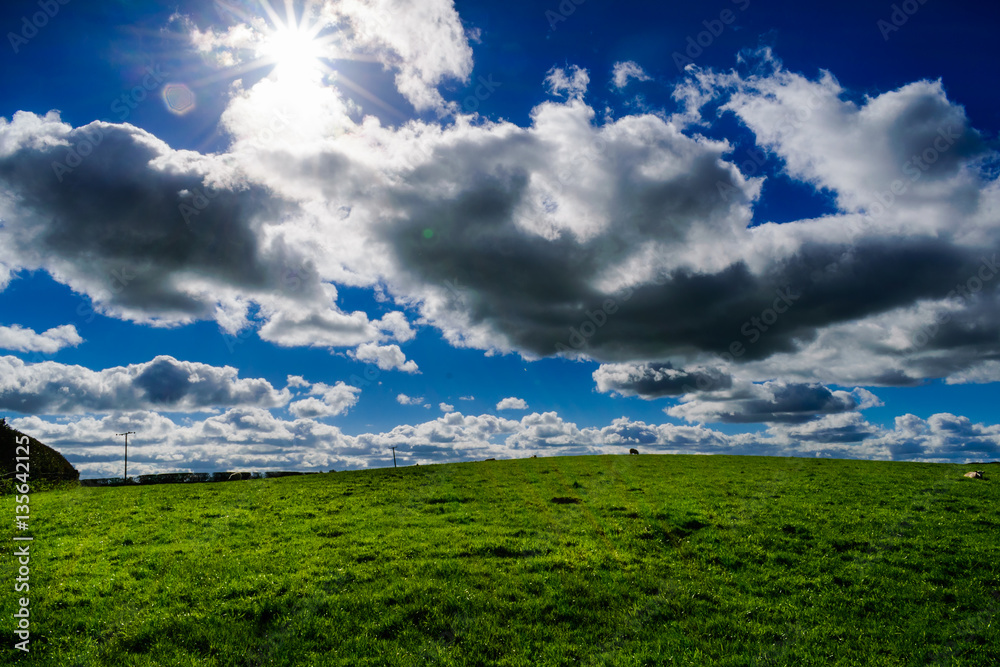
389 446 397 468
115 431 135 483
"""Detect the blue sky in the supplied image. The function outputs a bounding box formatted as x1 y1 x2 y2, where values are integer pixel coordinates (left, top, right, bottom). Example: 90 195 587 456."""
2 0 999 477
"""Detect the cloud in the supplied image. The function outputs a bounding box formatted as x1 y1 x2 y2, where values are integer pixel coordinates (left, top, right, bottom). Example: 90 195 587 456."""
459 395 475 401
396 393 423 405
324 0 474 112
11 408 365 478
718 64 986 214
0 355 291 415
665 380 874 425
611 61 651 89
439 402 454 413
544 65 590 99
0 323 83 354
288 382 360 418
353 342 419 372
0 113 317 330
352 411 522 460
255 287 417 349
8 404 997 478
184 0 474 113
496 396 528 411
376 311 416 342
258 304 386 349
769 412 880 445
369 56 999 390
594 362 732 398
371 93 758 361
286 375 311 389
3 50 1000 394
946 360 1000 385
874 413 1000 461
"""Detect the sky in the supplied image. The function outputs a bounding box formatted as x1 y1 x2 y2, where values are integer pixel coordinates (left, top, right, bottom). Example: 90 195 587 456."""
1 0 999 478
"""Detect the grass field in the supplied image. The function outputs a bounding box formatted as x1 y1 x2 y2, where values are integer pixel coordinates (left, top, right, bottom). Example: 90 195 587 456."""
3 454 998 666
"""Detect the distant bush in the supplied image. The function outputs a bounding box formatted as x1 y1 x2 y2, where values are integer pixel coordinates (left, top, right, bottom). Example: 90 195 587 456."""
1 417 79 494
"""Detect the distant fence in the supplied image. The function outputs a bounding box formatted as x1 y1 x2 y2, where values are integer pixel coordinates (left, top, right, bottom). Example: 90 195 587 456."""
80 471 318 487
0 471 79 480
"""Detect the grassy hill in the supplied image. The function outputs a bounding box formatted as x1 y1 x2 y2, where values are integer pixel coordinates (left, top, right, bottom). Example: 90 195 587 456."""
1 419 78 492
2 454 997 665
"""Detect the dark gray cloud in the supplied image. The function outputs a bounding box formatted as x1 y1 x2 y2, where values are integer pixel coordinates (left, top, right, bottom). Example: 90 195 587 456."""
666 381 865 424
363 96 995 376
0 118 319 323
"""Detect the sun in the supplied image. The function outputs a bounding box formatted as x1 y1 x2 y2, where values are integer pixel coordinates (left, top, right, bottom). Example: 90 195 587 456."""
209 1 338 86
201 1 383 141
260 24 324 81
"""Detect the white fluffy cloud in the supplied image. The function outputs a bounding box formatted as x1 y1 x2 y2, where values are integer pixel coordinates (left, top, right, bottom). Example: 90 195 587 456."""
544 65 590 99
611 61 651 89
353 342 419 373
439 402 454 413
288 382 360 418
718 65 984 216
286 375 311 389
496 396 528 411
396 393 423 405
13 406 994 479
11 408 365 478
0 355 291 415
873 413 1000 461
0 324 82 354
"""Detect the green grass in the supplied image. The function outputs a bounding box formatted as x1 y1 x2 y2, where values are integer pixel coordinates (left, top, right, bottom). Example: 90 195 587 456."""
3 455 998 666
